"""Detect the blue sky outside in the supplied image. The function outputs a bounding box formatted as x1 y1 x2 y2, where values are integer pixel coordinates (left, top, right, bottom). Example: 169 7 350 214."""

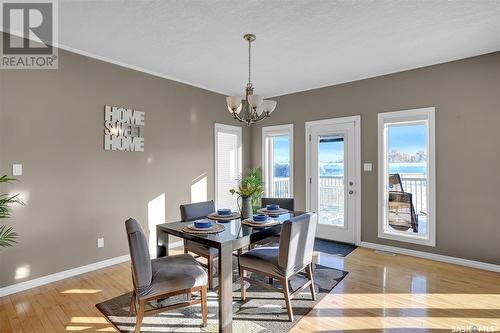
388 123 427 154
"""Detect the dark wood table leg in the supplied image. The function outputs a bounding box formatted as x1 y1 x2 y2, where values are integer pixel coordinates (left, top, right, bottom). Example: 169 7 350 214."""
156 227 169 258
218 243 233 333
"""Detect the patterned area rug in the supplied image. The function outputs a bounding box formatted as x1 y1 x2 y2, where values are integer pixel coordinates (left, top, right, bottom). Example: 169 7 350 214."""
96 261 347 333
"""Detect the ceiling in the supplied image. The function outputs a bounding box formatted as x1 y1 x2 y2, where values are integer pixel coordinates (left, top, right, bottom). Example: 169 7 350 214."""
58 0 500 97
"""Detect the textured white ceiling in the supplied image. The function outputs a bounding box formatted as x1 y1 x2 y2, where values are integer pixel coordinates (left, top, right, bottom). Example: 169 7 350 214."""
58 0 500 97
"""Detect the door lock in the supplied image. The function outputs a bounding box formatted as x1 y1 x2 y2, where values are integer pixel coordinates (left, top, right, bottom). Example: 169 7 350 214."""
349 190 354 194
349 181 354 186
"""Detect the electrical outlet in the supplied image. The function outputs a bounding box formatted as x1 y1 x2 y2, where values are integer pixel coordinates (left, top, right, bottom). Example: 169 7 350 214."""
97 237 104 248
363 163 373 172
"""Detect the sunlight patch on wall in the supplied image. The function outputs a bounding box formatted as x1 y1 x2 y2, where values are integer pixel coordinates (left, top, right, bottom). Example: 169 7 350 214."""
191 174 207 203
15 264 30 280
148 193 165 258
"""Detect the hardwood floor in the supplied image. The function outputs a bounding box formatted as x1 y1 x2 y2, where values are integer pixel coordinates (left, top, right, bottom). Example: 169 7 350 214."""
1 247 499 332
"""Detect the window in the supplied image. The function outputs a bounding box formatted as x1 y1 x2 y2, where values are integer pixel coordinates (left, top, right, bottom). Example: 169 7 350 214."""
378 107 435 246
262 124 293 198
215 123 242 211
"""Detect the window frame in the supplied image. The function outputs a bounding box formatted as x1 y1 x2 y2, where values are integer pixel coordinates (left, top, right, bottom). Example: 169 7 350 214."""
377 107 436 247
214 123 242 209
262 124 294 198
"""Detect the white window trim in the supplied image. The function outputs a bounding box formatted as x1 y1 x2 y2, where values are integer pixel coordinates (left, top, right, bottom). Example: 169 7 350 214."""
214 123 242 208
377 107 436 247
262 124 294 198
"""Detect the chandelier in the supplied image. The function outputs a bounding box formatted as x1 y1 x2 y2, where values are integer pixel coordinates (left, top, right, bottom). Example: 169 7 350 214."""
226 34 277 126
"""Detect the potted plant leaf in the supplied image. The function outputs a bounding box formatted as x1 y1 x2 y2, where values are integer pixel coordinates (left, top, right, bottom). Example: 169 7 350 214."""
230 168 263 219
0 175 22 248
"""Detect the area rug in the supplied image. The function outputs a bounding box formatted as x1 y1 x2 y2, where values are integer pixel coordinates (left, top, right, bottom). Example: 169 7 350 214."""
96 261 347 333
314 238 357 257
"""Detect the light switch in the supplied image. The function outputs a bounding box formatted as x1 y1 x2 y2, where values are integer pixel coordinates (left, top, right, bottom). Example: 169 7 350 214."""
12 164 22 176
363 163 373 172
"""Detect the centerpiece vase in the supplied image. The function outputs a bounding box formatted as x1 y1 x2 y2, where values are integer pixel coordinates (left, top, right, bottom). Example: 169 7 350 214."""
238 196 253 219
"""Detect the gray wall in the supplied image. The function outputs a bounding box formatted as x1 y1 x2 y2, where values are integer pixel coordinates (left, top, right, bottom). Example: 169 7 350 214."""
0 47 250 287
251 52 500 265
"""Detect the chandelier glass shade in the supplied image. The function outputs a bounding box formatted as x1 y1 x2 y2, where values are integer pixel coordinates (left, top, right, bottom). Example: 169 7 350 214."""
226 34 277 126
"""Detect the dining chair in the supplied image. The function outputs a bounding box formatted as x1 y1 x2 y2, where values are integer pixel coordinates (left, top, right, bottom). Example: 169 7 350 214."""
261 197 295 211
180 200 218 289
238 212 318 321
125 218 208 332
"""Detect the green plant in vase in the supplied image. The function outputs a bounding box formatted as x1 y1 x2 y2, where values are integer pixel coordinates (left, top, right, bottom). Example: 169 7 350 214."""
0 175 22 248
229 168 263 219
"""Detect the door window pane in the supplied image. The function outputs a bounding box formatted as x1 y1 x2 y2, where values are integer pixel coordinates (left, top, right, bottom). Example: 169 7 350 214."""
318 135 344 226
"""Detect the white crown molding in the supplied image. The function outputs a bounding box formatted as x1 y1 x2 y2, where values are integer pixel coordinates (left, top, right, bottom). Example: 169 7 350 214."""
361 241 500 273
0 240 183 298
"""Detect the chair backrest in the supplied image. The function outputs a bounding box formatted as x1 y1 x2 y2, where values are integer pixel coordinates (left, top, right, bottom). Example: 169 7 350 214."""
278 212 317 274
261 197 295 211
389 174 404 192
180 200 216 222
125 218 152 292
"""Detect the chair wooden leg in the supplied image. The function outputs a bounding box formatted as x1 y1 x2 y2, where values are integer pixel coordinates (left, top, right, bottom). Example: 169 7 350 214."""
281 277 294 322
186 291 191 301
134 300 146 333
306 263 316 301
129 292 136 316
201 285 208 327
240 267 246 301
268 277 273 285
208 256 214 289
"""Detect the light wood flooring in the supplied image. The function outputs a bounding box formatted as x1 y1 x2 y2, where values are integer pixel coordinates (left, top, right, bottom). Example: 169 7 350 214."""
1 247 499 332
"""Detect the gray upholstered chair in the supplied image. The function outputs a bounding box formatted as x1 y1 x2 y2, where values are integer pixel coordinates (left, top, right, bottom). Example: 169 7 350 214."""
239 212 318 321
180 200 218 289
125 218 208 332
261 197 295 211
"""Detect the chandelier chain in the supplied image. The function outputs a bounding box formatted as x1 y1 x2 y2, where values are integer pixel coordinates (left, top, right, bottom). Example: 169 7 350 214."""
248 38 251 85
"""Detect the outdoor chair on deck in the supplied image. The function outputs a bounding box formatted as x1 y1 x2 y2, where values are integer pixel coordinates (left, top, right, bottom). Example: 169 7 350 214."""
388 173 419 232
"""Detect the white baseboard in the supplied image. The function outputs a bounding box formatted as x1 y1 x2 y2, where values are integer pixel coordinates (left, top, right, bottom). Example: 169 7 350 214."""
360 241 500 273
0 240 184 298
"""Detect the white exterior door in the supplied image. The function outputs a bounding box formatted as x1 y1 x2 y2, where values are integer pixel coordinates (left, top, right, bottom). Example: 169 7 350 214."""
306 117 360 244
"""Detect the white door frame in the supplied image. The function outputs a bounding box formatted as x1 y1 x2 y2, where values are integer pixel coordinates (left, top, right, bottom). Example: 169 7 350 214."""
305 116 362 245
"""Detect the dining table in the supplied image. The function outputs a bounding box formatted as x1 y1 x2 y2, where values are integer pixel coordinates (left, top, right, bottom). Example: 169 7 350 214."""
156 210 305 333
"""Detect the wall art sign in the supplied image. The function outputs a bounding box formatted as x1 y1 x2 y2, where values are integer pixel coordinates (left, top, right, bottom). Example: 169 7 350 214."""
104 105 145 152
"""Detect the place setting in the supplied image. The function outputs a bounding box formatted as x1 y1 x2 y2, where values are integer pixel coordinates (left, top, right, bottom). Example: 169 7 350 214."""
242 213 280 228
207 208 241 222
257 203 290 217
181 218 225 234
